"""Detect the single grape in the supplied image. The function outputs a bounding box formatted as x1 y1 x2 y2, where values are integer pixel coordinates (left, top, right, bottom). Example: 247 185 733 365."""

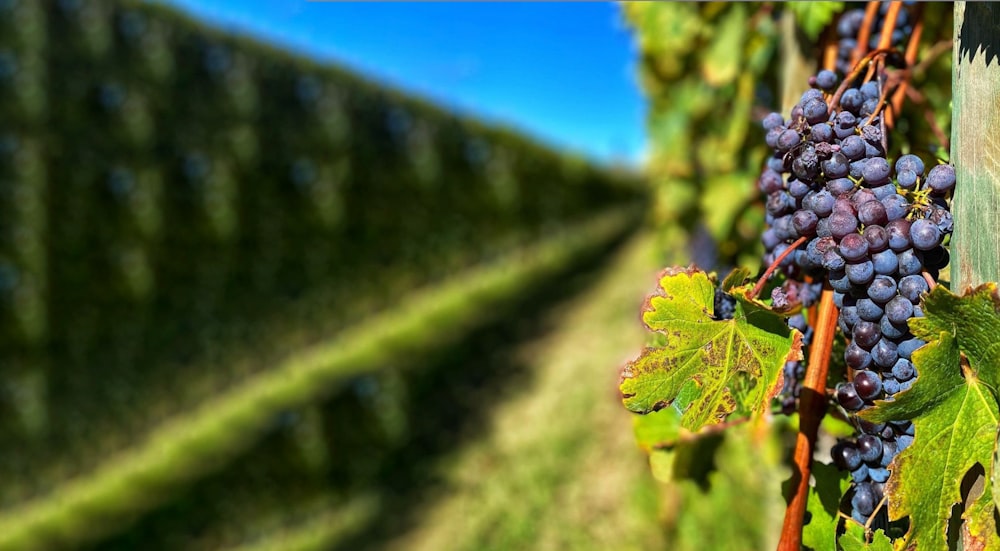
871 249 898 275
809 189 835 217
852 483 877 516
853 320 882 350
841 88 863 113
846 260 875 285
897 338 925 360
832 442 863 471
837 382 865 411
811 122 834 143
763 112 785 131
925 164 956 194
867 275 897 303
897 248 924 276
776 129 801 152
872 338 898 368
815 69 838 90
827 177 856 198
895 153 925 176
885 295 913 323
789 179 811 198
758 169 784 193
863 157 891 186
823 250 847 271
857 434 884 463
854 370 883 400
863 225 889 252
898 274 929 303
897 434 915 451
892 358 916 381
858 200 888 226
880 316 908 340
830 211 859 239
841 135 866 160
803 98 829 124
839 233 869 262
881 194 909 221
823 152 850 179
911 219 943 250
845 341 873 370
860 81 879 100
886 219 912 251
896 169 918 190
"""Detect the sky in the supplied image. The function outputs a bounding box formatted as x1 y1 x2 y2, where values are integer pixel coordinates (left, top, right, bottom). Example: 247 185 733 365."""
154 0 648 166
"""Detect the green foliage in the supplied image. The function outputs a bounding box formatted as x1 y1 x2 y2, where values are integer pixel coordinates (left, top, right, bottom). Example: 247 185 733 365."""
838 523 893 551
803 462 851 551
862 284 1000 550
786 2 845 40
620 268 801 427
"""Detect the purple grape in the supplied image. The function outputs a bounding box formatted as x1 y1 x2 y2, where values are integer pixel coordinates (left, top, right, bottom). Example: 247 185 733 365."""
871 249 899 275
846 260 875 285
926 164 956 194
830 211 859 239
886 219 912 251
898 274 929 303
863 157 891 186
863 225 889 252
892 358 916 381
857 434 884 462
841 135 866 160
776 129 801 152
857 298 884 322
858 200 888 226
837 382 865 411
867 275 897 303
763 112 785 131
911 219 942 250
853 320 882 350
885 295 914 324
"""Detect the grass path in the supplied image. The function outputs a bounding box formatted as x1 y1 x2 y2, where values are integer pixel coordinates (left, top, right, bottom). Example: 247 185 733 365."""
384 231 667 551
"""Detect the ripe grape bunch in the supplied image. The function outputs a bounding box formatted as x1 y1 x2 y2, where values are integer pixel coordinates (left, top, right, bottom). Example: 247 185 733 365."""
757 63 955 526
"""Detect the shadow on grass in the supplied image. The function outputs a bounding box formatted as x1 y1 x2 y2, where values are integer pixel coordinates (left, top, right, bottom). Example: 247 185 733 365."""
88 225 636 551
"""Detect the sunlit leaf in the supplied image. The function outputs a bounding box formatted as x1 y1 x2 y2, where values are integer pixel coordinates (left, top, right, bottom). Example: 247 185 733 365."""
620 267 802 431
786 2 845 40
861 284 1000 551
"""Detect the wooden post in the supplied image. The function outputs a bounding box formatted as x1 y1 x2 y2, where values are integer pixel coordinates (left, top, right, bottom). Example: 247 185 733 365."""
951 2 1000 290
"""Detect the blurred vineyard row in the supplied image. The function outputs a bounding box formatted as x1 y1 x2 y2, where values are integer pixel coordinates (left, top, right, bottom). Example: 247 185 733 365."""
0 0 644 548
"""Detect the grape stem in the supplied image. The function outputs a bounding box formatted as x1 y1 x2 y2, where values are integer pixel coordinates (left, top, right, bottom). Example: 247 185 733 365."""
849 2 882 70
777 289 838 551
922 271 937 290
749 236 807 300
828 48 896 109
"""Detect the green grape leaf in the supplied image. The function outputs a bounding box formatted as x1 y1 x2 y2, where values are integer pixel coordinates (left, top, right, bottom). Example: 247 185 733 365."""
620 267 802 431
700 4 747 86
838 522 893 551
803 461 851 551
786 2 844 40
860 284 1000 551
633 407 682 452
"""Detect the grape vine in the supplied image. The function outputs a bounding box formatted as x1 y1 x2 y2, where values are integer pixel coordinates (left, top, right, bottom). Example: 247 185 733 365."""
621 3 1000 550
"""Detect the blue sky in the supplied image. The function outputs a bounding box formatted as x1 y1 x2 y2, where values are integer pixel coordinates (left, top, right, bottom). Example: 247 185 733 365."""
154 1 648 166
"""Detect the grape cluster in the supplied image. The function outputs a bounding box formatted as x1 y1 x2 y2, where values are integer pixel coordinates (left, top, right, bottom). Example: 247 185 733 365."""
757 69 955 525
834 5 914 74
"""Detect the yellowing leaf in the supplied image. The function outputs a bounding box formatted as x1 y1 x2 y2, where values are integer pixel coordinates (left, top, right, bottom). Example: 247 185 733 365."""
620 267 801 432
861 284 1000 551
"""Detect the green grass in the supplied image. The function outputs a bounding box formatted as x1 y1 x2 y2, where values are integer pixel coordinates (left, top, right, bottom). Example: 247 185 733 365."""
0 206 638 551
